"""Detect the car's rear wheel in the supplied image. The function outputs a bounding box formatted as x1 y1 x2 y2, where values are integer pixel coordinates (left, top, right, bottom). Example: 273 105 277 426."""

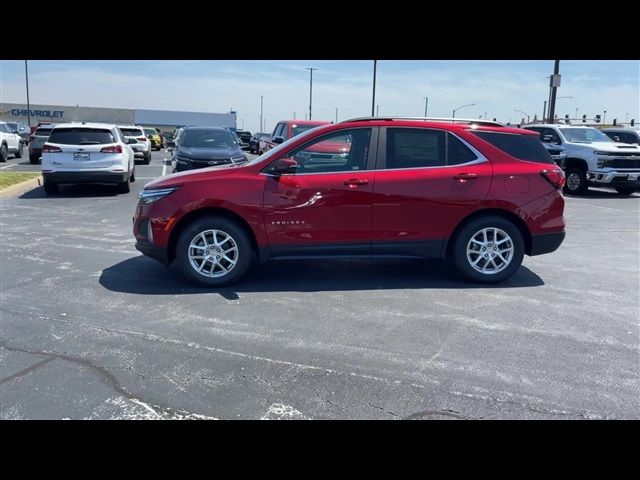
43 182 58 195
130 166 136 183
143 152 151 164
615 187 635 196
563 167 588 195
451 215 524 284
0 144 7 162
15 144 23 158
176 216 252 287
29 155 40 164
118 175 130 194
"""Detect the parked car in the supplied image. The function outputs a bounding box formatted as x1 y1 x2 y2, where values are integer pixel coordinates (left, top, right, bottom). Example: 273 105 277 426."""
118 125 152 164
41 123 136 194
0 121 24 161
249 132 270 154
262 120 330 154
171 126 246 172
143 127 162 151
6 121 30 145
155 128 166 149
28 124 55 164
235 129 252 145
133 117 566 287
601 128 640 145
523 124 640 195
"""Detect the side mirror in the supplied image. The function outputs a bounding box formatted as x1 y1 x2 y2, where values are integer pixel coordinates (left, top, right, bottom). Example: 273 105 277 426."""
273 136 285 145
271 157 298 175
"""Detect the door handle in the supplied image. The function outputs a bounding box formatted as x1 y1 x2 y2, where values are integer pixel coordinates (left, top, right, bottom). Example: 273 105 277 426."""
453 173 478 180
344 179 369 186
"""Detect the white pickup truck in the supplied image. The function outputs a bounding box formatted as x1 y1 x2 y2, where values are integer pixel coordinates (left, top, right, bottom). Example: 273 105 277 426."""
0 121 24 162
524 124 640 196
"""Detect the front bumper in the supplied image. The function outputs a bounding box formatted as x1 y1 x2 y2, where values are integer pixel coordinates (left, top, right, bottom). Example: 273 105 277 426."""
135 240 169 265
530 231 565 256
43 171 129 184
587 170 640 187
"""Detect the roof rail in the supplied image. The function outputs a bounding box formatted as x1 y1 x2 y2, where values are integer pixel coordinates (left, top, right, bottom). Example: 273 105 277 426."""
341 116 504 127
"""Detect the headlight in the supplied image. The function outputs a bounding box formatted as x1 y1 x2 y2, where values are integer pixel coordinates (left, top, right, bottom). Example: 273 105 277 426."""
232 155 247 163
593 151 609 156
175 155 190 163
597 159 605 168
138 186 180 205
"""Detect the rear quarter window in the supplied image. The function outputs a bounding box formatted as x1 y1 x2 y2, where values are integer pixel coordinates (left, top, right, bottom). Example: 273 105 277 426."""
48 128 115 145
472 131 554 164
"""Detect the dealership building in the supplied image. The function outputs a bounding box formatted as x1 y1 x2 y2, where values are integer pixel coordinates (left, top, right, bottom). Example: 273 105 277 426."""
0 102 237 134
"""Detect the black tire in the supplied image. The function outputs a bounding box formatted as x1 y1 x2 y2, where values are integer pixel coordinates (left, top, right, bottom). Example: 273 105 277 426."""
118 175 131 194
176 216 252 287
563 167 588 195
29 155 40 165
43 182 58 195
451 215 525 284
615 187 635 196
130 166 136 183
144 152 151 165
0 144 7 162
14 143 23 159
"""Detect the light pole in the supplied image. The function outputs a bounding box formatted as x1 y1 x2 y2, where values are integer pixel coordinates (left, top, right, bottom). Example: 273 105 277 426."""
371 60 377 117
514 109 530 124
24 60 31 128
305 67 317 120
260 96 264 136
603 110 607 124
575 107 578 120
423 97 429 117
376 105 380 116
452 103 475 118
334 107 338 123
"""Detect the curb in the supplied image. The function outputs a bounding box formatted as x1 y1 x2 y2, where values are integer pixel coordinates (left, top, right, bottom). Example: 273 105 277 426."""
0 175 43 199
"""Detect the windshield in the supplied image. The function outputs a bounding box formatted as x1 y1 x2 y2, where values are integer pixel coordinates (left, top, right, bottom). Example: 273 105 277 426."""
7 122 17 130
561 128 612 143
180 129 236 148
121 128 144 137
291 124 325 137
144 128 157 136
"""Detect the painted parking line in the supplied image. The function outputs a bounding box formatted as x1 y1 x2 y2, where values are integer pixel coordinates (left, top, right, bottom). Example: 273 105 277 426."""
0 163 18 170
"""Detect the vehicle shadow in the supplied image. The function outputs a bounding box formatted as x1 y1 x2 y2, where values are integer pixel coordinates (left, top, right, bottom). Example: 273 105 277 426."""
569 188 639 199
19 184 120 199
99 256 544 298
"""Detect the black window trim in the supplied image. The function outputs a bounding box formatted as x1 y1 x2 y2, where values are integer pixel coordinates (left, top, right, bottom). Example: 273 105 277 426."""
376 126 488 171
261 126 380 176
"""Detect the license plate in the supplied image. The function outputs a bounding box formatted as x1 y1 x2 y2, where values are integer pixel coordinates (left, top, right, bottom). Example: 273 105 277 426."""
74 152 90 161
629 174 638 181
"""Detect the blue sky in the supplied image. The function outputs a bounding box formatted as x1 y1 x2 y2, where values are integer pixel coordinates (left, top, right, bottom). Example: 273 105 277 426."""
1 60 638 132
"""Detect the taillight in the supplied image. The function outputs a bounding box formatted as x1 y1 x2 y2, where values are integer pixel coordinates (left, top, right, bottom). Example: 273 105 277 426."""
540 168 566 189
137 137 147 142
42 144 62 153
100 145 123 153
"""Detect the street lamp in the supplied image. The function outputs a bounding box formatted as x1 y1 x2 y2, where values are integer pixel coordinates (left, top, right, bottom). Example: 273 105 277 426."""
305 67 318 120
260 95 264 136
514 109 530 124
24 60 31 128
334 107 338 123
423 97 429 116
452 103 475 118
376 105 380 116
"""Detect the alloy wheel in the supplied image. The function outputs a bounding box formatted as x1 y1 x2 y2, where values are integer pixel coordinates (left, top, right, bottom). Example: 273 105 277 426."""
466 227 514 275
188 229 239 278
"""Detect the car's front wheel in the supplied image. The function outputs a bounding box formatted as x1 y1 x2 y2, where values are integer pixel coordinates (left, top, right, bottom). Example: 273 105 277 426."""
563 167 588 195
0 144 7 162
451 215 525 284
176 216 252 287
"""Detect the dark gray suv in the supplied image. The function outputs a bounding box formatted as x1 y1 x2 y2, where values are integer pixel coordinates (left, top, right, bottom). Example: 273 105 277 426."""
172 126 247 172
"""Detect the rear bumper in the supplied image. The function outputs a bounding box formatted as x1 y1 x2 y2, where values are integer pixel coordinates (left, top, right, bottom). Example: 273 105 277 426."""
530 231 565 256
42 171 129 184
135 240 169 265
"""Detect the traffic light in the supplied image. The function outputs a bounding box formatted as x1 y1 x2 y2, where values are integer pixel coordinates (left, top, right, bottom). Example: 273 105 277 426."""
595 114 601 123
582 115 587 123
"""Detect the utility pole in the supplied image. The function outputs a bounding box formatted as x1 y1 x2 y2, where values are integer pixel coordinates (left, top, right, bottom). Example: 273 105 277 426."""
24 60 31 128
260 96 263 135
547 60 560 123
305 67 317 120
423 97 429 117
376 105 380 116
371 60 377 117
334 107 338 123
603 110 607 124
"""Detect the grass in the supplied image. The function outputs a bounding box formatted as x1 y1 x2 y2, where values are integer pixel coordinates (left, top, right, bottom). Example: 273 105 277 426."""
0 172 40 191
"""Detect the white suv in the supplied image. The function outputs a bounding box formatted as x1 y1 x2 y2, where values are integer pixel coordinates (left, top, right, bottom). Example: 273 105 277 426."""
118 125 152 164
41 123 136 195
0 121 24 162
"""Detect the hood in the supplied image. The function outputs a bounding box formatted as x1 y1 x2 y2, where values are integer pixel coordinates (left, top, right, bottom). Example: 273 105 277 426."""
143 162 245 190
177 146 242 159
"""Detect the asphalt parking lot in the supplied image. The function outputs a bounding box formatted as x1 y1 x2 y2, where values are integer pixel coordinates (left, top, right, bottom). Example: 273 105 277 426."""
1 149 638 419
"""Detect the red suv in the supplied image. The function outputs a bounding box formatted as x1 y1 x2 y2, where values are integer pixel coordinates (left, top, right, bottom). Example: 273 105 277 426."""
133 118 566 286
261 120 330 154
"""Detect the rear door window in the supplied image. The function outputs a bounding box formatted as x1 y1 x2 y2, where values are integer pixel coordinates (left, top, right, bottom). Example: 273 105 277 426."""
48 128 115 145
385 128 446 169
473 131 554 164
